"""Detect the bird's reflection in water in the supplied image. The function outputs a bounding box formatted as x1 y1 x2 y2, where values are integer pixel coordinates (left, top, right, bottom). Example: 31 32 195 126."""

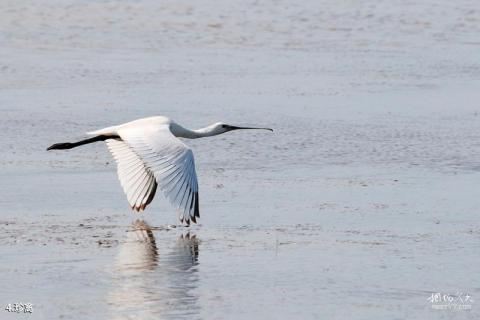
108 220 200 320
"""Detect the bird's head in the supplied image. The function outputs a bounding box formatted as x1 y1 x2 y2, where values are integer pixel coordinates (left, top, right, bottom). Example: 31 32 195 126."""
211 122 274 134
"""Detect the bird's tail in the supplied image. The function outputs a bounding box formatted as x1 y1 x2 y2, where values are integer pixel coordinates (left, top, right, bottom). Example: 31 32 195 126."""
47 134 120 151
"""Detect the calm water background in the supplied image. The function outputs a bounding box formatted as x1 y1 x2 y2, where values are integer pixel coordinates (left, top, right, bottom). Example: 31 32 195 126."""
1 0 479 319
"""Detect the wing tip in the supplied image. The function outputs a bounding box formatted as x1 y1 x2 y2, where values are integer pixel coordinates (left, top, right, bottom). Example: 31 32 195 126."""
180 216 191 226
131 205 143 212
127 173 158 213
194 192 200 218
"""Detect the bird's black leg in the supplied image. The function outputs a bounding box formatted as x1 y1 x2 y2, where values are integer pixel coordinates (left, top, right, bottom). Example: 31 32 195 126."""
47 134 121 150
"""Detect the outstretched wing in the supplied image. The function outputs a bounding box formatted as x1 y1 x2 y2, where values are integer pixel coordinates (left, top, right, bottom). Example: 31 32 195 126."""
107 125 200 224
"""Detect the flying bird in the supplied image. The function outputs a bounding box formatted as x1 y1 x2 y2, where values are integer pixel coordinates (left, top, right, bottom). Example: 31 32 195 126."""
47 116 272 225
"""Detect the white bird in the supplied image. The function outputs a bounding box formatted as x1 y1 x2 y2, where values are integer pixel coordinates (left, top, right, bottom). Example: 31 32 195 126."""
47 116 273 225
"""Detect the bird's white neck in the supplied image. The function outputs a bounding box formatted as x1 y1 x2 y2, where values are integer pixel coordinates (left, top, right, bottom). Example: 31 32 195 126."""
170 123 222 139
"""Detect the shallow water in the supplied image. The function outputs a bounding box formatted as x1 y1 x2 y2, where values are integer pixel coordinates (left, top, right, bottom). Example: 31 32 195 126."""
1 0 480 319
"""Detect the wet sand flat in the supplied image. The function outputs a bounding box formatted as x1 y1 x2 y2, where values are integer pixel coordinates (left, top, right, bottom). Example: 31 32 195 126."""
1 0 480 319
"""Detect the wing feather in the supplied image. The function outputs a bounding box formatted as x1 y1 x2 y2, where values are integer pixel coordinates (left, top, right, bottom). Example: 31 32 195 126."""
106 139 157 212
131 171 151 207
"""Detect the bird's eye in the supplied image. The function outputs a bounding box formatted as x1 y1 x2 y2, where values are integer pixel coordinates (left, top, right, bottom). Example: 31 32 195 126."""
221 125 227 128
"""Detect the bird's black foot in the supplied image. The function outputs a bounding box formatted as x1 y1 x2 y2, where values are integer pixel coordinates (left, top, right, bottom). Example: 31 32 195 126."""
47 142 74 150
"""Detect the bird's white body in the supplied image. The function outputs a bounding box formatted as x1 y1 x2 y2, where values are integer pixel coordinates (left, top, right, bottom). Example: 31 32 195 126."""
88 116 169 136
88 116 225 139
49 116 272 225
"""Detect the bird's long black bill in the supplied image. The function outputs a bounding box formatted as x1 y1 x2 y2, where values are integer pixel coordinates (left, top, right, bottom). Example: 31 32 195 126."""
47 134 120 151
229 126 273 132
